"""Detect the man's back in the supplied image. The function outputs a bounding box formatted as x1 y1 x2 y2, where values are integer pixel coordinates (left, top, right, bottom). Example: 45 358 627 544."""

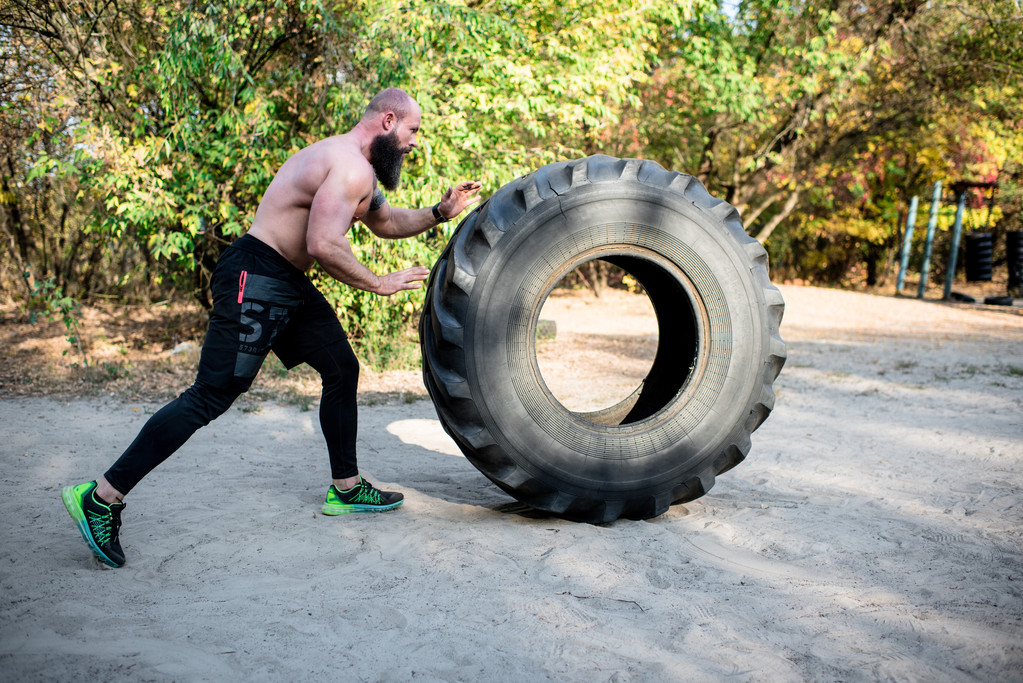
249 134 375 271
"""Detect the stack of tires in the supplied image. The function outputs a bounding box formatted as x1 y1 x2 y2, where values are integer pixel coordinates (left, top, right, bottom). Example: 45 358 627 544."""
964 233 993 282
420 156 787 523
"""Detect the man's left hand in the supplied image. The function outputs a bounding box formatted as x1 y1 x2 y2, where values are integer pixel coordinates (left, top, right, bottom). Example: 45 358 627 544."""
437 181 483 220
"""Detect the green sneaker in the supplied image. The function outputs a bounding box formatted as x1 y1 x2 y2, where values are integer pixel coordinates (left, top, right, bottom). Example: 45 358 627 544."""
321 478 404 515
61 481 125 567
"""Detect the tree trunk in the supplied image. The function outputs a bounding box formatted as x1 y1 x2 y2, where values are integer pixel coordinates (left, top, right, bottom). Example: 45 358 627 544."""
755 190 800 244
579 260 610 298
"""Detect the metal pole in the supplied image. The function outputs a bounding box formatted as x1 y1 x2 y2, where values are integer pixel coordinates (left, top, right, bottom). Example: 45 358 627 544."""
918 181 942 299
943 189 967 300
896 195 919 294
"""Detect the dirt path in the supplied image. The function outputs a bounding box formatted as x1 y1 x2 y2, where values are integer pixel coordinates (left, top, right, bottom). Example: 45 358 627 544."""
1 285 1021 680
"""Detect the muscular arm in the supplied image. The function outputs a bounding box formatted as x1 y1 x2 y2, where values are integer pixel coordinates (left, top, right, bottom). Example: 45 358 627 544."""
363 203 441 239
306 167 428 295
363 181 483 239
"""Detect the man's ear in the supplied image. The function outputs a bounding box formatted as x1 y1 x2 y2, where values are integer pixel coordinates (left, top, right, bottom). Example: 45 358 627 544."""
381 111 395 132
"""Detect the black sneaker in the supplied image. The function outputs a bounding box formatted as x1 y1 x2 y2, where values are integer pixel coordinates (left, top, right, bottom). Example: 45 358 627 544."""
321 478 404 515
61 481 125 567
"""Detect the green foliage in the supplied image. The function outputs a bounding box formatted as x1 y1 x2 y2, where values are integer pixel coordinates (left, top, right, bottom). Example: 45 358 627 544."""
29 275 88 366
83 0 333 303
634 0 1023 284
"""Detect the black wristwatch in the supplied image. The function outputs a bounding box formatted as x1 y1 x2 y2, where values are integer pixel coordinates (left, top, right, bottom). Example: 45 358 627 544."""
432 203 450 223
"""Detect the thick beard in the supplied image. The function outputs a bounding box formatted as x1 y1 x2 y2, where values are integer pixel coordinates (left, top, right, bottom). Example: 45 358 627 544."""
369 130 407 192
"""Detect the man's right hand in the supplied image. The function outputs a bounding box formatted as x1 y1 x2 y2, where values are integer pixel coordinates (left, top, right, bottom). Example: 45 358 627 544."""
376 265 430 296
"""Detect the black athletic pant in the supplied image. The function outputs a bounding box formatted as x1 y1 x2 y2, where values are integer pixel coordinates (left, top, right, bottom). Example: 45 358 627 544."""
104 235 361 495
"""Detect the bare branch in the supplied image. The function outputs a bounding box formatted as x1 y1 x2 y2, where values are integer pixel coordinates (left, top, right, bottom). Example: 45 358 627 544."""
755 189 800 244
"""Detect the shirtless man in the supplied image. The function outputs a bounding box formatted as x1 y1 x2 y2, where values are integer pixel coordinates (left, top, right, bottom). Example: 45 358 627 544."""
61 88 482 568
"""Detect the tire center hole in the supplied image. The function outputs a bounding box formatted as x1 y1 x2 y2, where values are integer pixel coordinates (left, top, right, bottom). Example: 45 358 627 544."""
535 261 659 416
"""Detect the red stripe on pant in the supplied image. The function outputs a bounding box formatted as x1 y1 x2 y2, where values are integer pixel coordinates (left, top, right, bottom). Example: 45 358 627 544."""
237 270 248 304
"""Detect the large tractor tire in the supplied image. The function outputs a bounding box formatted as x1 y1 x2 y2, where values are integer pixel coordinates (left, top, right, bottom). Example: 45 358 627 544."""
419 155 786 523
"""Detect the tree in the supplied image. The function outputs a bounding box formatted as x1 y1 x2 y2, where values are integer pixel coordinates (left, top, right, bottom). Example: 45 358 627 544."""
630 0 1023 285
2 0 680 362
5 0 1018 363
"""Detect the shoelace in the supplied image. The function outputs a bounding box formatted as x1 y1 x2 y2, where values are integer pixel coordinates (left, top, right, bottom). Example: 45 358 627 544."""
351 482 382 505
87 508 116 544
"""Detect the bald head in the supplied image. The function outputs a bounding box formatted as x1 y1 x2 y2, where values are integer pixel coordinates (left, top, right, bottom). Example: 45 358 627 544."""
363 88 418 123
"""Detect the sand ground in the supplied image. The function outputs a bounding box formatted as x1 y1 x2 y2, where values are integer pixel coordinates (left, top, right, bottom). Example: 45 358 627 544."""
1 285 1021 681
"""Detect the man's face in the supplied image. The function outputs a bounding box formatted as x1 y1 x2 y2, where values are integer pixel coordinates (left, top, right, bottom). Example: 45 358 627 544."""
369 129 409 192
370 106 419 192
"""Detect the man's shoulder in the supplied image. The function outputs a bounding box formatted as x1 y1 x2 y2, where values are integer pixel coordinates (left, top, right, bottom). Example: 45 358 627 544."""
306 135 373 185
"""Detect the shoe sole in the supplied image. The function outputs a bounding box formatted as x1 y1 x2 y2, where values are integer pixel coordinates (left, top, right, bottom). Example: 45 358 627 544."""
61 486 122 568
321 500 404 516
